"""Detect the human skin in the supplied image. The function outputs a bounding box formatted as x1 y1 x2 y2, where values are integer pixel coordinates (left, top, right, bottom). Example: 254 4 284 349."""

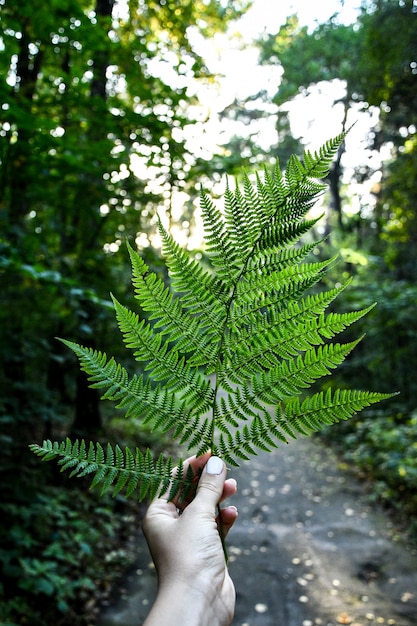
142 453 238 626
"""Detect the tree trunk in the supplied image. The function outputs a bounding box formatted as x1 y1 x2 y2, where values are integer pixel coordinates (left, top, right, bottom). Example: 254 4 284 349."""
70 0 114 436
71 371 102 439
7 29 43 242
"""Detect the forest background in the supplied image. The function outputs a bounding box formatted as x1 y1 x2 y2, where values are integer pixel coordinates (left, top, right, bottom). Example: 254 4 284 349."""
1 0 416 624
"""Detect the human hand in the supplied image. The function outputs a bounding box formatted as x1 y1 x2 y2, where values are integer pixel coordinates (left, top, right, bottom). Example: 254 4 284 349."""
142 453 238 626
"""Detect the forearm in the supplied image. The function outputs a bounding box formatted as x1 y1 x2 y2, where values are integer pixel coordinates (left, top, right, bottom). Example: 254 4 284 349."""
143 580 234 626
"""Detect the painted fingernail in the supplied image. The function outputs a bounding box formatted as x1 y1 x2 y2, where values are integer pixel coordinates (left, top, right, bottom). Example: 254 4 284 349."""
206 456 223 475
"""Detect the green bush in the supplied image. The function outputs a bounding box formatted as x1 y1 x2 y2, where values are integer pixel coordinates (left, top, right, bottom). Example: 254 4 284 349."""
320 410 417 540
345 413 417 507
0 485 137 625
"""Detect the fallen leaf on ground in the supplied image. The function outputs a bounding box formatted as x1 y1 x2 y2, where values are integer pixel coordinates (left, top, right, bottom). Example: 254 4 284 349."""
337 613 352 625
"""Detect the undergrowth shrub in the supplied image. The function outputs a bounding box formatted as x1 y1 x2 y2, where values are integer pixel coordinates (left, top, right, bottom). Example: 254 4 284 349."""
0 485 137 626
319 411 417 541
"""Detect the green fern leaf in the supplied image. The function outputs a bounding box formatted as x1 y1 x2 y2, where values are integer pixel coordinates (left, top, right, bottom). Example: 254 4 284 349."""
31 132 395 506
302 132 345 178
29 439 195 502
281 388 393 437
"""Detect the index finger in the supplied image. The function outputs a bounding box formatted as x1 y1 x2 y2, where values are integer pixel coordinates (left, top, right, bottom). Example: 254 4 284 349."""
160 451 212 509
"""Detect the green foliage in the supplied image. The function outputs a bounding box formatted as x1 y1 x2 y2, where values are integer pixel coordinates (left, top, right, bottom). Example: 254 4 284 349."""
322 273 417 414
357 0 417 118
32 439 195 502
345 412 417 514
316 265 417 539
258 15 359 107
196 0 417 545
0 486 135 626
257 0 417 273
320 410 417 541
258 1 417 123
30 134 392 500
0 0 249 444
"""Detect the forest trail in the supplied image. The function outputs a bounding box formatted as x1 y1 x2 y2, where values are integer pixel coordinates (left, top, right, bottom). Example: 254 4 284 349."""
98 437 417 626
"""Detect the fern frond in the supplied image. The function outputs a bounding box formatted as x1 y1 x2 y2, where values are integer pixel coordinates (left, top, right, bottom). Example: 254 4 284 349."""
127 243 222 358
215 338 363 447
255 166 286 215
200 187 240 284
242 170 274 233
222 301 374 384
252 338 364 404
236 256 337 299
217 412 289 468
158 217 228 307
110 298 214 412
32 131 394 508
58 340 203 437
246 238 326 274
280 388 394 437
227 258 337 338
302 132 345 178
254 213 323 255
29 439 196 501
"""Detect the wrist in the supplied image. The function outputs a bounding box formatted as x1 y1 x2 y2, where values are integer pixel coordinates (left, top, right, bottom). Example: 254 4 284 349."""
145 578 233 626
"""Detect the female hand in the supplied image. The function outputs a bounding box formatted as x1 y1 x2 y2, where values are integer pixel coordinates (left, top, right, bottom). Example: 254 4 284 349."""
142 453 238 626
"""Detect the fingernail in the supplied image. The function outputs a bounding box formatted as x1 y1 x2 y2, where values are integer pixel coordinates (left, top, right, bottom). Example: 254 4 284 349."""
206 456 223 475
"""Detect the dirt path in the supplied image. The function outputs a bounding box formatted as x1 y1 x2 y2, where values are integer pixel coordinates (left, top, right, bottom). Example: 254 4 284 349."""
98 437 417 626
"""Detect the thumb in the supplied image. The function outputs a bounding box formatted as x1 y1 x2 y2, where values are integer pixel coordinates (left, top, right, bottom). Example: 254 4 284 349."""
193 456 226 511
